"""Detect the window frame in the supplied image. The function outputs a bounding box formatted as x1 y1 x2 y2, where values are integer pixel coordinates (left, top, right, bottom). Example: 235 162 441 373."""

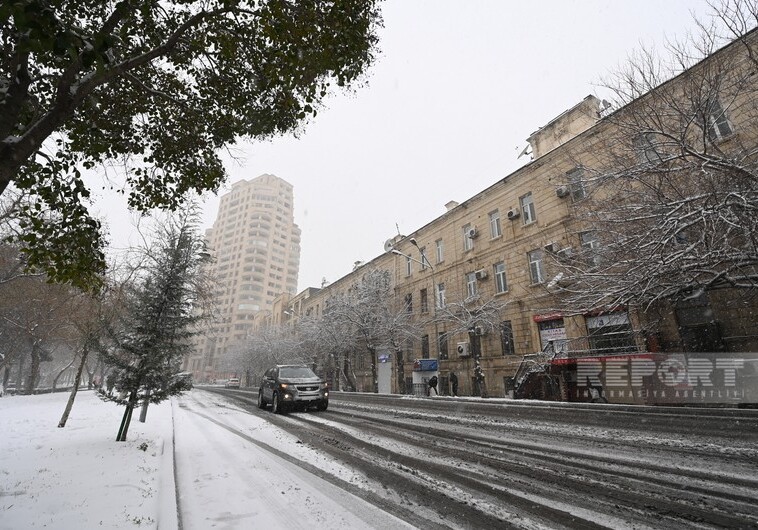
580 230 601 267
437 331 449 360
489 210 502 238
465 272 478 298
633 132 662 164
435 282 446 309
520 192 537 225
435 239 444 264
528 249 545 284
566 168 586 201
494 261 507 293
705 98 733 141
463 223 473 251
500 320 515 356
404 293 413 313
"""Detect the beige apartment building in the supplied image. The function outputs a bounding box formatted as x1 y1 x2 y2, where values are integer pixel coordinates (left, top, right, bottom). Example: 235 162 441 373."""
281 29 758 398
185 174 301 382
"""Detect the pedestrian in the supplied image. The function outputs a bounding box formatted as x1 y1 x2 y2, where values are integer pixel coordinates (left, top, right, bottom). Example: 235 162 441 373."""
450 372 458 396
428 375 438 396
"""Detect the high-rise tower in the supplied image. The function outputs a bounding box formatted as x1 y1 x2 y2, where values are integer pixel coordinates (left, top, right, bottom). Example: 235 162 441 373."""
187 174 301 382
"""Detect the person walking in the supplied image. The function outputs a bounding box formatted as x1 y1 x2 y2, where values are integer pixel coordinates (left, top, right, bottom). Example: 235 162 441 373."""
428 375 438 396
449 372 458 396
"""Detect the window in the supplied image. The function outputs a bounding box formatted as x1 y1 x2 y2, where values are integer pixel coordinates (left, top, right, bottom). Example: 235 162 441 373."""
466 272 478 298
489 210 501 238
405 255 412 276
420 288 429 313
633 132 662 164
438 332 449 360
436 282 446 308
538 318 568 353
435 239 444 263
567 168 586 201
520 192 536 224
419 247 428 270
587 312 635 354
500 320 515 356
463 224 473 251
580 231 601 266
404 293 412 313
494 261 507 293
705 98 733 141
528 249 544 284
421 335 430 359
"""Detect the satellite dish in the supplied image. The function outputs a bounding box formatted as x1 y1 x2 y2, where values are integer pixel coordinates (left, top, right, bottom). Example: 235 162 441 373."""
384 239 395 253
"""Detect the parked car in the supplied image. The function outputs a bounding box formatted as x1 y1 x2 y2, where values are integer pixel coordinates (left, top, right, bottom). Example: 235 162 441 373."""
257 365 328 414
224 377 240 389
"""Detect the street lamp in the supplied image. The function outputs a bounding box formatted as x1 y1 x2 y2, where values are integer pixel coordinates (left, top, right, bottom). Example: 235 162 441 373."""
407 238 444 393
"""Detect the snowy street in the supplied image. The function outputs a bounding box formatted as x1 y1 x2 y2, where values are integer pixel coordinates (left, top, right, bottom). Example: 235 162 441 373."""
2 388 758 529
172 391 412 529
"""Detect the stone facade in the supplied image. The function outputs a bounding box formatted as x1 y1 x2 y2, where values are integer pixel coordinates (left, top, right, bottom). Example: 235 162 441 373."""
266 30 758 397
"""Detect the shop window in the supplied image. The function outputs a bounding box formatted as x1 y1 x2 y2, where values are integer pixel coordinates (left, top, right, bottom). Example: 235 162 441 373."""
586 312 636 354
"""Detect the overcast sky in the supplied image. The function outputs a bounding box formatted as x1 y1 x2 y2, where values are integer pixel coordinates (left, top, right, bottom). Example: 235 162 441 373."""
93 0 714 292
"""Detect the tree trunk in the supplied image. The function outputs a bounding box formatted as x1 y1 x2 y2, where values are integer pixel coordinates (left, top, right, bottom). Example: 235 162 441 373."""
139 389 151 423
53 356 77 390
368 346 378 393
117 390 138 442
85 361 95 389
2 364 10 394
58 346 88 428
470 332 488 398
394 347 405 394
342 357 356 391
25 345 42 394
16 355 25 393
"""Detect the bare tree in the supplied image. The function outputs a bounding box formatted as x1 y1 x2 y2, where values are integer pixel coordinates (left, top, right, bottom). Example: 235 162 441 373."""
553 1 758 316
433 296 510 398
322 269 420 393
228 323 301 386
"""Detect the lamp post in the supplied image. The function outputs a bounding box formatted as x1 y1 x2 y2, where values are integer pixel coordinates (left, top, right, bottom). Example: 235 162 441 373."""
408 239 443 394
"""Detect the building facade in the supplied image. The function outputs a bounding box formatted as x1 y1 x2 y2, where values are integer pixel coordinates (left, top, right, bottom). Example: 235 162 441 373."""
278 29 758 398
185 174 301 382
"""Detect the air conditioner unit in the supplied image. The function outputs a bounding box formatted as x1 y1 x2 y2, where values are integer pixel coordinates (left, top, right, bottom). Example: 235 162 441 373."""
556 185 570 198
467 227 478 239
456 342 471 357
544 242 560 253
475 269 488 280
507 209 520 220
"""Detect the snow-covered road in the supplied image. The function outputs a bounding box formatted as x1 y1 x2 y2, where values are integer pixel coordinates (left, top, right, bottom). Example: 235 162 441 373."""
173 391 413 529
2 388 757 529
197 387 758 529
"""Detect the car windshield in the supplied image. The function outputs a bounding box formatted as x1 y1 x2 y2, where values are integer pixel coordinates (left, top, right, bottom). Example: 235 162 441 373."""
279 366 317 379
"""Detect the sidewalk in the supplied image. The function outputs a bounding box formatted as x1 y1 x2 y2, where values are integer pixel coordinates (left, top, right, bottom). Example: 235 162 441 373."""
0 390 177 530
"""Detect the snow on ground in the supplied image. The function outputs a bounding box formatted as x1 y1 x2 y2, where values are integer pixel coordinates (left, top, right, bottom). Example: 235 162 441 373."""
0 390 413 530
0 390 175 530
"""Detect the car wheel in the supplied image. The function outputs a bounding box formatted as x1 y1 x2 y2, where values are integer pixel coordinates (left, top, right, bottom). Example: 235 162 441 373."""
272 393 287 414
316 401 328 412
257 391 266 409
